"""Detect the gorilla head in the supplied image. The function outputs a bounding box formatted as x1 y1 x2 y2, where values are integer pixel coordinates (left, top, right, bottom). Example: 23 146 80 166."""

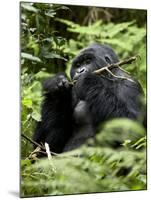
70 44 119 80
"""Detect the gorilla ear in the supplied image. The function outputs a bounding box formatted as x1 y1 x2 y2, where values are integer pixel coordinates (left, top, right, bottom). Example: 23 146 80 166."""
104 55 112 64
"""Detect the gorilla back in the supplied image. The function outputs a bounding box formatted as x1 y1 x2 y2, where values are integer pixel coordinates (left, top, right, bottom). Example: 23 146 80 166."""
33 43 144 153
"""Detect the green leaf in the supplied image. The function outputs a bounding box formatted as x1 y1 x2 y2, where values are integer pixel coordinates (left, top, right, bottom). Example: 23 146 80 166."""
22 99 32 108
56 18 79 28
45 10 56 17
31 111 41 121
43 52 67 61
21 52 42 63
96 118 146 149
35 71 53 80
131 137 146 149
21 3 38 13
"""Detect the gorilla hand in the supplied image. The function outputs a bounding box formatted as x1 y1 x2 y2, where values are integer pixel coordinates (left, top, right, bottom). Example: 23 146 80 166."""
43 73 71 94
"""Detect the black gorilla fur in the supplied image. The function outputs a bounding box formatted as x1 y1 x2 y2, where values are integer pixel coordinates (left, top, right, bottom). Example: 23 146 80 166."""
33 44 143 153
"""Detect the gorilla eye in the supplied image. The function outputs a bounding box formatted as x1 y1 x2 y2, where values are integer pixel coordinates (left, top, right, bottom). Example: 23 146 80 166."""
85 58 91 64
104 55 111 64
76 63 80 68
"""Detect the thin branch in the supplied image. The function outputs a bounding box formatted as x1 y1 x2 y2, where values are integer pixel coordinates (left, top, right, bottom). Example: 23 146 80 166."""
45 142 57 172
71 55 138 85
45 142 52 160
118 66 130 74
105 68 135 83
22 133 81 160
27 146 47 160
21 133 45 150
21 133 59 157
93 56 138 75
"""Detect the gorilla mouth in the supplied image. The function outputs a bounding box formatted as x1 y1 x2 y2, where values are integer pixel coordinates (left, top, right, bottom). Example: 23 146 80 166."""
73 66 89 80
73 73 81 81
73 69 89 81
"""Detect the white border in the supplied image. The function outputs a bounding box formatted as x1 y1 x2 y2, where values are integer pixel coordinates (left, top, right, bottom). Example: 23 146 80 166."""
0 0 150 200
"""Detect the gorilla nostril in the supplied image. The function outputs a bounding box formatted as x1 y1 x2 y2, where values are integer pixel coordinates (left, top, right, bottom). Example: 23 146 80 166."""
105 55 111 64
79 67 86 73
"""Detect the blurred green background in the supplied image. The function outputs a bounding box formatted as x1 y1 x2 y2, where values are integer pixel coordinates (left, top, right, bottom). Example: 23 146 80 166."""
21 2 147 197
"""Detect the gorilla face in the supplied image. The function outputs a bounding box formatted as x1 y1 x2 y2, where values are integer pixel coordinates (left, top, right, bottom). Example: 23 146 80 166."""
71 53 95 80
70 44 119 80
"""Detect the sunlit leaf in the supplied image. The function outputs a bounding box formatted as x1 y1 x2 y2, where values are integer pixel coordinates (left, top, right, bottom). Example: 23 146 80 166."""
31 111 41 121
43 52 67 61
22 99 32 108
21 52 42 63
21 3 38 13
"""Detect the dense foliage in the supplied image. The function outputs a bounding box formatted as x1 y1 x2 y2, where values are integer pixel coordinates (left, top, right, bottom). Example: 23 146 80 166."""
21 2 147 197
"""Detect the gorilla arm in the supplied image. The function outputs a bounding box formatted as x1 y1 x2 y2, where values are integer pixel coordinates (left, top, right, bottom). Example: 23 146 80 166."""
33 73 73 153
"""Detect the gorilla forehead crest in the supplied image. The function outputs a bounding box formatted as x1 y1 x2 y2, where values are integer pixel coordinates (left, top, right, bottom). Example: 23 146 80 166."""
74 43 119 65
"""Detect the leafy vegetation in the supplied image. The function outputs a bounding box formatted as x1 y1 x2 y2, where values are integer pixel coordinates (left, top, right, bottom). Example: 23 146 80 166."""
21 118 147 197
20 2 147 197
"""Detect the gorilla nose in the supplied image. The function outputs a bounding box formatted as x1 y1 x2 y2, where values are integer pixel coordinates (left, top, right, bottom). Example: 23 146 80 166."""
73 67 88 80
78 67 87 73
77 67 87 74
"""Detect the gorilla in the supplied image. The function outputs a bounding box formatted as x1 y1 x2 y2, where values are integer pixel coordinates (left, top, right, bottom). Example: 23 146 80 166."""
33 43 144 153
